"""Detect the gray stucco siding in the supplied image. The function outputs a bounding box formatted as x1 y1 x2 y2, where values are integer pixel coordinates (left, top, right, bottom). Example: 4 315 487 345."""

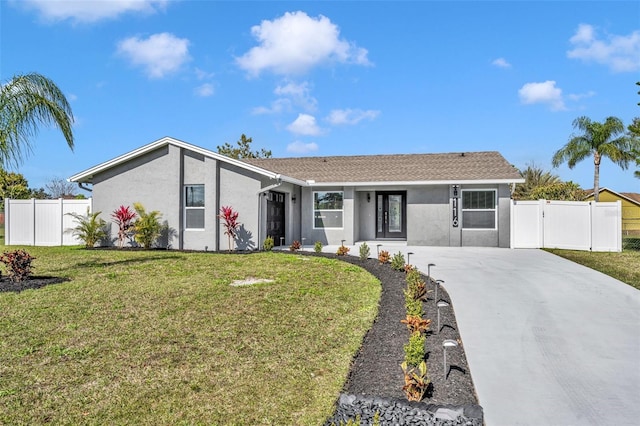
182 153 217 251
92 144 181 248
407 186 450 246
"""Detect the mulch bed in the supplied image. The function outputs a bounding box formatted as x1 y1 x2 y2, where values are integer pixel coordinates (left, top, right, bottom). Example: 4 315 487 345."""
0 276 69 293
304 251 479 406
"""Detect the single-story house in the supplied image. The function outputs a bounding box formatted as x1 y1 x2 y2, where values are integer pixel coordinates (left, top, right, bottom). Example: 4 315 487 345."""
69 136 524 250
584 187 640 235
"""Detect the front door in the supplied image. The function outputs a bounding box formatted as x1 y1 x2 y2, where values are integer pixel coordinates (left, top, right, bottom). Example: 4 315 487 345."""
376 192 407 239
266 191 285 246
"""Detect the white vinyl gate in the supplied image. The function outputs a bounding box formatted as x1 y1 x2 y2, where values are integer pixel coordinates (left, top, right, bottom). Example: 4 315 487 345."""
510 200 622 252
4 198 92 246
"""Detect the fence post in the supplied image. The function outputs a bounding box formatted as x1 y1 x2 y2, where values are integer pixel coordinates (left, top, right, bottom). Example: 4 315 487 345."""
4 198 9 246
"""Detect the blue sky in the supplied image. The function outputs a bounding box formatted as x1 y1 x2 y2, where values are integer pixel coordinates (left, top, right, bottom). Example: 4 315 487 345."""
2 0 639 193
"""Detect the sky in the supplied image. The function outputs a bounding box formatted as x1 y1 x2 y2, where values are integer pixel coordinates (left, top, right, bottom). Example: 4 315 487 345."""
1 0 639 194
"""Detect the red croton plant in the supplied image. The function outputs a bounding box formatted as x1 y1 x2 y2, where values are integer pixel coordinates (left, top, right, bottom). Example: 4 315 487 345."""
218 206 240 251
111 205 137 248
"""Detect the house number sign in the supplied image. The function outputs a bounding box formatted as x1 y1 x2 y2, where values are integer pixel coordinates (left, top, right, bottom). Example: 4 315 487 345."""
452 185 459 227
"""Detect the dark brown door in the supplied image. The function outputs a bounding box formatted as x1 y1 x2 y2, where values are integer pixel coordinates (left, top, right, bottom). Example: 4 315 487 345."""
266 191 285 246
376 191 407 239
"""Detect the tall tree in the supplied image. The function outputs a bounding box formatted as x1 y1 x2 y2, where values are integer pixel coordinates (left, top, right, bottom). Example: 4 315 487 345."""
513 163 560 200
0 169 31 209
45 177 77 198
216 134 272 159
552 116 638 201
0 72 74 168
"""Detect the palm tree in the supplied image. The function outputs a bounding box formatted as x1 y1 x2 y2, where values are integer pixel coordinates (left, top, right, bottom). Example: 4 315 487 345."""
552 116 638 202
513 163 560 200
0 72 74 168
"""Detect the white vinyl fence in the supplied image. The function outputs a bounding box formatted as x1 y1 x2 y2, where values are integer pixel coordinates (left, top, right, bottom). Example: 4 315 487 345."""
4 198 92 246
511 200 622 252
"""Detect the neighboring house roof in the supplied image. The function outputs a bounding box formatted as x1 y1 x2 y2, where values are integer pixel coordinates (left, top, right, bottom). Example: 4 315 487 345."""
69 137 524 187
584 187 640 207
68 136 307 186
244 151 523 186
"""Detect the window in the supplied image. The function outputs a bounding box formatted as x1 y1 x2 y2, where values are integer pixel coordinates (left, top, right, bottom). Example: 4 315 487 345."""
461 190 496 229
313 191 343 228
185 185 205 229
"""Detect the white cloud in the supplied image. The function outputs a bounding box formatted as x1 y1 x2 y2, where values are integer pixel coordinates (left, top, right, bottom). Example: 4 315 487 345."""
252 98 291 115
117 32 191 79
567 90 596 101
286 113 321 136
236 11 372 76
19 0 169 24
492 57 511 68
274 80 317 111
518 81 566 111
194 68 215 80
326 108 380 125
286 141 319 154
567 24 640 72
194 83 214 97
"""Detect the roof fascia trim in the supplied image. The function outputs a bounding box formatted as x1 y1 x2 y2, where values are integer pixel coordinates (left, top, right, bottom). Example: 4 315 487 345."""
307 178 525 187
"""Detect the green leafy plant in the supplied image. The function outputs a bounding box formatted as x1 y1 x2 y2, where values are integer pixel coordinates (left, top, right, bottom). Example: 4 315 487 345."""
263 236 274 251
314 241 323 253
289 240 301 251
67 208 107 248
404 289 423 317
0 249 35 282
359 242 370 260
391 251 406 271
401 361 430 401
406 269 427 301
378 250 390 264
336 245 350 256
111 205 136 248
404 264 416 273
133 202 162 249
403 332 426 367
218 206 240 251
400 315 431 335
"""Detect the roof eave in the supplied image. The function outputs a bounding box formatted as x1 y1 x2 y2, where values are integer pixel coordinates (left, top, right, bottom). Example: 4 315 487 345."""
306 178 525 187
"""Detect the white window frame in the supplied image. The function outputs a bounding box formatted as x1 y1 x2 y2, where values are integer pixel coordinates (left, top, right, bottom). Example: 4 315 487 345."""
184 184 205 230
313 191 344 229
461 189 497 230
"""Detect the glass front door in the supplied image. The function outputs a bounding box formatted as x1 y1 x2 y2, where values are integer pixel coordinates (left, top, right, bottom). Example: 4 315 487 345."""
376 191 407 239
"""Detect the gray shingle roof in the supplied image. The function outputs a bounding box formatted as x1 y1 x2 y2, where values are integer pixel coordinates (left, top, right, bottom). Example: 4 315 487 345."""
244 151 522 183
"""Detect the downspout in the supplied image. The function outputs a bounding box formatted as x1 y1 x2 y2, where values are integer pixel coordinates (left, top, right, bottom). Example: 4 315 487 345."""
256 175 283 249
77 182 92 193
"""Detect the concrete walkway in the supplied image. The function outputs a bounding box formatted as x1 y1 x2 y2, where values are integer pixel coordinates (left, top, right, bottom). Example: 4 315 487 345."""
319 244 640 425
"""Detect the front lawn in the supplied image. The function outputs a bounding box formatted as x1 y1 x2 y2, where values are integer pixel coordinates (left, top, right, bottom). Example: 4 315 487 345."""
546 248 640 290
0 247 381 424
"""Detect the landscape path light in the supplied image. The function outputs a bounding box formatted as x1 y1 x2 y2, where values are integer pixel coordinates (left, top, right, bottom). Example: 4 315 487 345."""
280 237 285 247
435 279 444 303
437 300 450 334
407 252 414 265
427 263 435 284
376 244 382 257
442 339 459 379
301 237 306 249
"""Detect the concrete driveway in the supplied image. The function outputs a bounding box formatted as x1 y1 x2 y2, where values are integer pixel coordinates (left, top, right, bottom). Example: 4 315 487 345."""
326 244 640 425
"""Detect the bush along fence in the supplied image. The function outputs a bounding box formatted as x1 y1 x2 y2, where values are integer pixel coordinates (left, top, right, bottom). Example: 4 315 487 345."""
326 247 483 426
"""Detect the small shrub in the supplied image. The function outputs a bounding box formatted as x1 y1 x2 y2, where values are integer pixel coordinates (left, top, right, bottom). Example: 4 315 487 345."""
336 245 350 256
378 250 390 264
359 242 370 260
111 205 137 248
219 206 240 251
400 315 431 335
401 361 430 401
404 264 416 273
133 202 162 249
406 270 427 301
391 251 406 271
67 208 108 248
263 236 274 251
314 241 323 253
0 249 35 282
403 332 426 367
289 240 301 251
404 289 423 317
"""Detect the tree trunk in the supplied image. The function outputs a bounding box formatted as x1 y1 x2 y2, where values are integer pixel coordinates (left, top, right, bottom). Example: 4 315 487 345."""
593 153 601 202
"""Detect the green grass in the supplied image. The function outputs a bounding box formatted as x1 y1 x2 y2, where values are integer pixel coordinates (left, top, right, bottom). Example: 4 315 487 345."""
546 247 640 290
0 247 381 425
